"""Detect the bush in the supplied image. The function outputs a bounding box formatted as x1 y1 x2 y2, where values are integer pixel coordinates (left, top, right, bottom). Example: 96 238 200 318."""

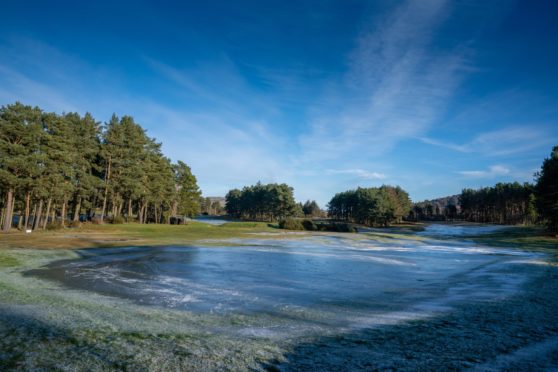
46 222 63 230
279 218 304 230
68 220 82 228
108 215 125 224
333 222 357 233
301 219 318 231
316 222 357 233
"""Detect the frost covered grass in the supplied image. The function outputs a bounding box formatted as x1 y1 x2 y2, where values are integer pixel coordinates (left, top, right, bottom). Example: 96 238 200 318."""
1 224 558 370
0 249 289 370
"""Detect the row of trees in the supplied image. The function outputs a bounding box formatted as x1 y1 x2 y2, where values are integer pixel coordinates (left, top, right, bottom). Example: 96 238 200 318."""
459 182 537 225
452 146 558 231
327 185 412 227
534 146 558 232
0 102 201 232
225 182 299 221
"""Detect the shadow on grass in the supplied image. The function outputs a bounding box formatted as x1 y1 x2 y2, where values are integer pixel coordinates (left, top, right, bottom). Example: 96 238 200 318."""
0 307 126 370
262 263 558 371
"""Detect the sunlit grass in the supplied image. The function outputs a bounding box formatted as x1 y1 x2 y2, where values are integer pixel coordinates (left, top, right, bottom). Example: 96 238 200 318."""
0 221 277 250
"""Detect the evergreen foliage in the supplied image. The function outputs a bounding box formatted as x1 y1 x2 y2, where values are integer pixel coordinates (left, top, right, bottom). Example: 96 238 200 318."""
327 185 411 227
225 182 298 221
0 102 200 231
459 182 537 225
301 200 322 217
535 146 558 232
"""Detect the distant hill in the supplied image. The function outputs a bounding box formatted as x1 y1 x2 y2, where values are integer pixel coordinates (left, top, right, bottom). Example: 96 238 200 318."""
206 196 226 207
411 195 460 221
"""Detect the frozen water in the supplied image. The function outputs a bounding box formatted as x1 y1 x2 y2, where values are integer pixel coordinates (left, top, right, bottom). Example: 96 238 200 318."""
193 216 231 225
417 223 510 237
28 224 540 330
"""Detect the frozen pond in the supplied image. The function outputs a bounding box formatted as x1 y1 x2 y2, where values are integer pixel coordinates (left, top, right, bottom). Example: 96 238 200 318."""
193 215 231 225
417 223 511 237
28 224 537 330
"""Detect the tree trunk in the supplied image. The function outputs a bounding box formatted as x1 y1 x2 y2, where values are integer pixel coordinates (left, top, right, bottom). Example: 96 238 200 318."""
33 199 43 230
143 203 148 224
3 189 14 232
138 204 144 224
154 205 159 225
24 191 31 229
51 205 56 226
61 201 66 228
73 197 81 222
127 199 132 222
100 157 111 223
31 203 37 230
43 198 52 229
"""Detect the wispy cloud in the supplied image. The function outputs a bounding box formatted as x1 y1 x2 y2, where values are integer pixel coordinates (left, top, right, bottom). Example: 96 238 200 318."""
457 164 510 178
326 169 386 180
299 0 465 163
421 125 555 156
0 64 79 112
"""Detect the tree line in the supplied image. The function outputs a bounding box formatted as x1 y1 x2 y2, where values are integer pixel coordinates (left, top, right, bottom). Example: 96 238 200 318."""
0 102 201 232
225 182 300 221
327 185 412 227
413 145 558 232
458 182 537 225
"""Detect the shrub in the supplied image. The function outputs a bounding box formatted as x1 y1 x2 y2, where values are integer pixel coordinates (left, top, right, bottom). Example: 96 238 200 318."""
46 222 63 230
68 220 82 228
279 218 304 230
108 215 125 224
316 222 357 233
301 219 318 231
333 222 357 233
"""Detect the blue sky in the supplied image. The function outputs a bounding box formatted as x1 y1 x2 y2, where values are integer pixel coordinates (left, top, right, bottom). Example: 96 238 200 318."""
1 1 557 206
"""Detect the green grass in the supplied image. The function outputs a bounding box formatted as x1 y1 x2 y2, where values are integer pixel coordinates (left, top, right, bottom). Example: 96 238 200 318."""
468 226 558 252
0 221 278 250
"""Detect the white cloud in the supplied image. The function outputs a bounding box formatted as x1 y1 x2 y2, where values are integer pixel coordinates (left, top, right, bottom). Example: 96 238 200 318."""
326 169 386 180
421 125 555 156
299 0 464 163
458 165 510 178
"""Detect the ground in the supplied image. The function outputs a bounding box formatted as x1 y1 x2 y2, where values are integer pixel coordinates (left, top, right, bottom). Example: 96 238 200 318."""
0 222 557 371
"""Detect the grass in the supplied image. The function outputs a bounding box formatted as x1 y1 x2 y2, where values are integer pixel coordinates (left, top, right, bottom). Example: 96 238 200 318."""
468 226 558 252
0 221 278 250
2 221 557 252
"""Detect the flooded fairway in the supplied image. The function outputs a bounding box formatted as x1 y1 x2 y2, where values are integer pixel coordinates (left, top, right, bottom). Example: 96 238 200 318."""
29 228 532 321
2 224 558 370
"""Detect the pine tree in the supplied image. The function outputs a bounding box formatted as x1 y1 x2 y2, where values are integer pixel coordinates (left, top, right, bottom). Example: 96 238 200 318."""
535 146 558 232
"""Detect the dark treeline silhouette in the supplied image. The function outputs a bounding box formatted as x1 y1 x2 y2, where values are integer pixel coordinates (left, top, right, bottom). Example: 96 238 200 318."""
0 102 201 232
459 182 537 225
327 186 411 227
225 182 299 221
535 146 558 232
409 145 558 231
